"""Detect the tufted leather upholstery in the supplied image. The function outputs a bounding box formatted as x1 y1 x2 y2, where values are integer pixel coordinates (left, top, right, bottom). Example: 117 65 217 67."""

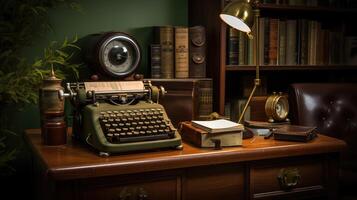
290 83 357 195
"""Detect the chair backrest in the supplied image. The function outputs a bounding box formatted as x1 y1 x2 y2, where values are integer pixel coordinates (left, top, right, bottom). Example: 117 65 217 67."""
289 83 357 143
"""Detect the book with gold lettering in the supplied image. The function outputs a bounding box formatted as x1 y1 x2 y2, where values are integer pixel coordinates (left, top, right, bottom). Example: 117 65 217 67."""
154 26 174 78
150 44 161 78
175 27 189 78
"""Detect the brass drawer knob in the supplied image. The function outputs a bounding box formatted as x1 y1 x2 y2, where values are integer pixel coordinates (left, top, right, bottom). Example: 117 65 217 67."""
277 168 301 190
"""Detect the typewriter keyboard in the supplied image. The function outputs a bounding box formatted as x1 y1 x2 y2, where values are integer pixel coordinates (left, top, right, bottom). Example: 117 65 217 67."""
99 108 175 143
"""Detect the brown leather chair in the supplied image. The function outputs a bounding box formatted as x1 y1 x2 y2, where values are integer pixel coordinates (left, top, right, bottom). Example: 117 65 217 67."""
290 83 357 198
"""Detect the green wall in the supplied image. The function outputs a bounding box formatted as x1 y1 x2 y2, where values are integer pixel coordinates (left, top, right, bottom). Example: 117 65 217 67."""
17 0 188 131
4 1 188 194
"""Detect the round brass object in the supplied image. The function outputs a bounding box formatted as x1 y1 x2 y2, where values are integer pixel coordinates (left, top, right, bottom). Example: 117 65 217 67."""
265 92 289 123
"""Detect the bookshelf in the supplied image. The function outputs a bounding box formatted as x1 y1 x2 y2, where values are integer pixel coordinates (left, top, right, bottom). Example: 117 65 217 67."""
189 0 357 116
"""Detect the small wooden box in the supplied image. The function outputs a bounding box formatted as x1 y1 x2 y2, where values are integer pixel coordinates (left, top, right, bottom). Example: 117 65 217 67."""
179 121 242 148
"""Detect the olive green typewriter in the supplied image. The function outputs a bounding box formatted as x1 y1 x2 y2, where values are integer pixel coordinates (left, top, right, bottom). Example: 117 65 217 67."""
59 81 182 156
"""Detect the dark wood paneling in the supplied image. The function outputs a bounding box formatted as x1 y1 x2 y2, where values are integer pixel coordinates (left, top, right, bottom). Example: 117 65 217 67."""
184 164 245 200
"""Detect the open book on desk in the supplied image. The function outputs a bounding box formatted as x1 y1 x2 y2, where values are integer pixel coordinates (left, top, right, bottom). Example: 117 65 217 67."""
191 119 244 133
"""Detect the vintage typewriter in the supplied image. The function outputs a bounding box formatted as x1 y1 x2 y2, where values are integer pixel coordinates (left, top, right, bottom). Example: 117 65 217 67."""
59 80 182 156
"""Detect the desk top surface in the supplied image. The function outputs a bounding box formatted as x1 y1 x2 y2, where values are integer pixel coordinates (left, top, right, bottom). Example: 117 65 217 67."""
25 129 346 180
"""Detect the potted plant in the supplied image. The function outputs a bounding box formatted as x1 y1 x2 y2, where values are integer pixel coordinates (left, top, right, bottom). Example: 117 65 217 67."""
0 0 81 175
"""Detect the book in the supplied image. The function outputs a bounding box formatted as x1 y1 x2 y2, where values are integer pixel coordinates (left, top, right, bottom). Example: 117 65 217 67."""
286 19 297 65
259 17 265 65
197 79 213 120
278 19 286 65
154 26 174 78
344 36 357 64
189 26 206 78
273 125 318 142
268 18 279 65
238 31 247 65
150 44 161 78
227 27 239 65
263 18 270 65
298 19 308 65
191 119 244 133
175 27 189 78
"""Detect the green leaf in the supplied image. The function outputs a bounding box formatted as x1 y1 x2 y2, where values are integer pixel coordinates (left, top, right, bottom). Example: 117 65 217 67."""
32 59 42 68
55 49 68 57
66 43 80 50
61 37 68 48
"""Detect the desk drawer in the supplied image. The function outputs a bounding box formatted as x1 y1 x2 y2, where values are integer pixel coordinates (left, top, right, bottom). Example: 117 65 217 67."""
184 163 245 200
249 156 326 199
78 172 180 200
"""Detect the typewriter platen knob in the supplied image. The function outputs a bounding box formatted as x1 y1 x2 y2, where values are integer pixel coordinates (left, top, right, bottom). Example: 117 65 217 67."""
58 89 69 101
159 86 166 97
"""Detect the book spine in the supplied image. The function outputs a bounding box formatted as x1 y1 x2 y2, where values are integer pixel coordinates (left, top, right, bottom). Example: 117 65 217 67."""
247 33 254 65
150 44 161 78
189 26 206 78
197 79 213 120
239 32 246 65
286 19 297 65
259 18 265 65
227 27 239 65
263 18 270 65
268 18 279 65
299 19 308 65
175 27 189 78
154 26 174 78
307 21 314 65
278 19 286 65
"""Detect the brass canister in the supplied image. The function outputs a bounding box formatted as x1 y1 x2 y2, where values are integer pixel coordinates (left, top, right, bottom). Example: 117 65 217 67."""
39 69 64 114
39 68 67 145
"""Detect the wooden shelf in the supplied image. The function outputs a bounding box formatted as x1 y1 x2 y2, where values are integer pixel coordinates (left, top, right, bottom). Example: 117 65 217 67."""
189 0 357 115
226 65 357 71
256 3 357 16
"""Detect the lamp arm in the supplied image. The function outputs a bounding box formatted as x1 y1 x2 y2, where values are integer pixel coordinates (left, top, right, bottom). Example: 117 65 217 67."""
238 81 258 124
237 8 260 124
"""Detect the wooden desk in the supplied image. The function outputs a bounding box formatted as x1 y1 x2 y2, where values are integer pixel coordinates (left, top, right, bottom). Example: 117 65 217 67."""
26 129 346 200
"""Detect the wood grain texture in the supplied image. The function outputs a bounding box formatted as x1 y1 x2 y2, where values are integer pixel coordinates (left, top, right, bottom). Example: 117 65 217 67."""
25 129 346 181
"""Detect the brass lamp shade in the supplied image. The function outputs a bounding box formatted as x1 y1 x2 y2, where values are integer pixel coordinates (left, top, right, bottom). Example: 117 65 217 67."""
220 0 253 33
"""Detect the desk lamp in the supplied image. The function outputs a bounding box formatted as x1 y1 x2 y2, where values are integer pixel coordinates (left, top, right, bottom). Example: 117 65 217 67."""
220 0 260 124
